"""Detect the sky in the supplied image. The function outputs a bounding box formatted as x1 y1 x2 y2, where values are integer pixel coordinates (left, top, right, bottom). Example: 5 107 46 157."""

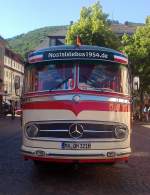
0 0 150 39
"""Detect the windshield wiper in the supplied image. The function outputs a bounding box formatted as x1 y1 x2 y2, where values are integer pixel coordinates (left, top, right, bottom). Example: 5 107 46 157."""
49 76 71 91
96 88 114 92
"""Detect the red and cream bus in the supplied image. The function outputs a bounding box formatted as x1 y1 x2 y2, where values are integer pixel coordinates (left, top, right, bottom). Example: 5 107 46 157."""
21 45 131 164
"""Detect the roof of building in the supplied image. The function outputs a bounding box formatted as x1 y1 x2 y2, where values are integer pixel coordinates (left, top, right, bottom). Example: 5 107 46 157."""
110 24 139 35
0 35 7 45
5 47 24 64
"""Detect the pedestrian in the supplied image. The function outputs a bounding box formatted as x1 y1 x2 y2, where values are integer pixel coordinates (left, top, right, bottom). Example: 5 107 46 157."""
143 104 149 121
148 105 150 121
10 100 15 120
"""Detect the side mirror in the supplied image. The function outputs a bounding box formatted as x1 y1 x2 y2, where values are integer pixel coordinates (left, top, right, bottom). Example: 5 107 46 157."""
133 76 139 91
14 75 20 90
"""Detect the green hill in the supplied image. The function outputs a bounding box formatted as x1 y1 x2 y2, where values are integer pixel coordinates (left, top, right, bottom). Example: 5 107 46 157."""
7 25 68 59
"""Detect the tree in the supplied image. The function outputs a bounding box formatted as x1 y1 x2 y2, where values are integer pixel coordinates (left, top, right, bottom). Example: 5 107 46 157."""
66 1 120 49
122 16 150 117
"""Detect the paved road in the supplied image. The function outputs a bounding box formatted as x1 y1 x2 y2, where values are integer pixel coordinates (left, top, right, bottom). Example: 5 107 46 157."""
0 118 150 195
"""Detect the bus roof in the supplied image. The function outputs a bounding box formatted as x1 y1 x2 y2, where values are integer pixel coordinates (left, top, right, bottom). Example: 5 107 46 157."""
28 45 128 65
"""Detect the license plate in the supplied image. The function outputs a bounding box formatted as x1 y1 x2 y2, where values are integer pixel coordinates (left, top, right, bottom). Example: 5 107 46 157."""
61 142 91 150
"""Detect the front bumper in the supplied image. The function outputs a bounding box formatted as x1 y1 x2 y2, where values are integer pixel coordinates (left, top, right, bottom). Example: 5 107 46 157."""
22 145 131 163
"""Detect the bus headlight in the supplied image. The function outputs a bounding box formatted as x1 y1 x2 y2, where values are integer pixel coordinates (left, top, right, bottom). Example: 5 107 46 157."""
115 126 128 139
26 124 39 137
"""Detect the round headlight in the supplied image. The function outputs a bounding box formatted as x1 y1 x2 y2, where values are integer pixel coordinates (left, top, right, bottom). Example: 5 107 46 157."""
26 124 39 137
115 126 128 139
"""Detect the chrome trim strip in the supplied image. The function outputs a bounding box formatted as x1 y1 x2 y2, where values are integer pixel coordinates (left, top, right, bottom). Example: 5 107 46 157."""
25 94 130 104
25 120 127 126
117 152 131 156
25 136 126 142
22 149 129 157
40 130 68 132
85 130 112 133
25 120 127 127
39 130 112 133
21 149 34 154
46 153 106 157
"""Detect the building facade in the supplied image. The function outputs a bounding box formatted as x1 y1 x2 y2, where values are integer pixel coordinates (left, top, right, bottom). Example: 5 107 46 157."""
0 35 24 104
4 47 24 101
0 36 6 96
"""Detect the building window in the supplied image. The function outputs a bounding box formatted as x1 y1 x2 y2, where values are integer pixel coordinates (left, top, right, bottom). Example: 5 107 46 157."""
8 58 11 66
4 56 6 65
6 57 9 65
0 47 3 60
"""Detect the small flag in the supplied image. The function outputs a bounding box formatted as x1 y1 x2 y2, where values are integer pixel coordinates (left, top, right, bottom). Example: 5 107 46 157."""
76 35 81 46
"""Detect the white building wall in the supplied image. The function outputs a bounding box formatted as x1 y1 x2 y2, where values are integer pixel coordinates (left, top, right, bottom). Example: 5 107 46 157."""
4 55 24 100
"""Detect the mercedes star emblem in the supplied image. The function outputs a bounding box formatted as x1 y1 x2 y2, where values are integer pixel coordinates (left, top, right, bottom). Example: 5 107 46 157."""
72 95 80 103
69 123 84 138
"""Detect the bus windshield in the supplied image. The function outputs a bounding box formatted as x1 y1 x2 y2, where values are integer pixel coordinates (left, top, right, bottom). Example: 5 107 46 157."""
24 61 130 94
78 63 130 94
24 63 75 92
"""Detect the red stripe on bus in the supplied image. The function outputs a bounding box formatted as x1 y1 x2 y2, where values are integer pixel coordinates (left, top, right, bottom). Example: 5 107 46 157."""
22 101 130 115
114 58 128 64
23 155 128 164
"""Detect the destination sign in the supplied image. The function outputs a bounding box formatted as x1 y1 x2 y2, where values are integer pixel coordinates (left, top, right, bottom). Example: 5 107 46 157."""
44 50 114 61
28 46 128 64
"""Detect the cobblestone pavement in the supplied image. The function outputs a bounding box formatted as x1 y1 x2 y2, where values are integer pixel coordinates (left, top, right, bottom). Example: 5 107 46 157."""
0 118 150 195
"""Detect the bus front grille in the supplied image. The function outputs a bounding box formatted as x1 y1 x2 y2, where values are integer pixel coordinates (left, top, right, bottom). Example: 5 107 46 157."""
34 121 118 139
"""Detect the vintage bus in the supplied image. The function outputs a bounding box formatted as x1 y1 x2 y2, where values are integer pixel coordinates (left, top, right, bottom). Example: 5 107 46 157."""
21 44 131 164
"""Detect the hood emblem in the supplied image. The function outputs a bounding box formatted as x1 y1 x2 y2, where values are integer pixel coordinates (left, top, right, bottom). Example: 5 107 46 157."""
69 123 84 139
72 95 80 103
